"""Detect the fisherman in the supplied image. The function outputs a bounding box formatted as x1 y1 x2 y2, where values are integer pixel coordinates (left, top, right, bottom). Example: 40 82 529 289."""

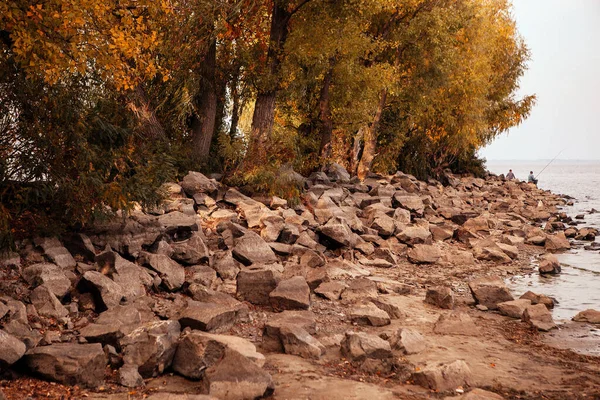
506 169 515 180
528 171 538 185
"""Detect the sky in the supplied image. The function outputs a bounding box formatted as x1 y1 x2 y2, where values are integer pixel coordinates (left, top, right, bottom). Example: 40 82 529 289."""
480 0 600 161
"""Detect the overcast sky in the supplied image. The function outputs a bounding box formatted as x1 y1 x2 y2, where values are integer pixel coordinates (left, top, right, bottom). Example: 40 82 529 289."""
480 0 600 161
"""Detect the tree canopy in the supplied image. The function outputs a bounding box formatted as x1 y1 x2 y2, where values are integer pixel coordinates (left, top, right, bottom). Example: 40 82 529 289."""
0 0 534 244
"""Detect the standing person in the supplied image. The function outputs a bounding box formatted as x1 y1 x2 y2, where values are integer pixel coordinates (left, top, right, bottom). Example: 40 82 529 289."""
506 169 515 180
528 171 538 185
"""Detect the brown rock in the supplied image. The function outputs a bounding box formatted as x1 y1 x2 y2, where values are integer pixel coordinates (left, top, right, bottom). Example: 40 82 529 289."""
497 299 531 319
433 312 480 336
425 287 454 310
407 244 441 264
236 267 281 305
468 276 513 310
349 303 391 326
340 331 393 362
269 276 310 311
178 301 239 332
412 360 472 391
314 281 347 300
389 328 426 354
572 309 600 324
522 304 556 331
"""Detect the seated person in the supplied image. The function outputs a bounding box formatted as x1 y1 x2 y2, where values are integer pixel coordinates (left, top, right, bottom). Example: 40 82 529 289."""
506 169 515 180
527 171 538 185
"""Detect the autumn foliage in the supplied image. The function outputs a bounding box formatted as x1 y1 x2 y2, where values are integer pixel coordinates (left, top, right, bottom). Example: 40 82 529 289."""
0 0 534 244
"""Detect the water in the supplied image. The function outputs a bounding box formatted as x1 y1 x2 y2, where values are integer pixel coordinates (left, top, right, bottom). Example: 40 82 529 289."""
486 160 600 321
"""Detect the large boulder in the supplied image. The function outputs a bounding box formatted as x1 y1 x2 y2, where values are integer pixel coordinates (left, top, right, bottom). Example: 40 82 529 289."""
203 350 274 400
80 271 124 311
269 276 310 311
24 343 106 388
572 309 600 324
349 303 391 327
522 304 556 331
393 194 424 215
545 232 570 251
407 244 441 264
340 331 393 362
277 325 325 360
497 299 531 319
34 237 77 269
0 330 26 367
29 285 69 318
538 254 561 275
79 304 145 347
468 276 513 310
178 301 239 332
22 263 71 298
139 252 185 291
318 216 357 248
170 234 210 265
120 320 181 378
262 310 317 353
412 360 472 391
180 171 218 196
236 267 281 305
172 331 265 379
396 226 432 246
232 232 279 266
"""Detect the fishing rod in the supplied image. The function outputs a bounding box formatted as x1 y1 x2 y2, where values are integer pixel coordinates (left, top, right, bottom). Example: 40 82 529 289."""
536 147 566 179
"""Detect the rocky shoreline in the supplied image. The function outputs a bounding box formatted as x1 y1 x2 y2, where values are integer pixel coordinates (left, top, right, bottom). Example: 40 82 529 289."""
1 166 600 399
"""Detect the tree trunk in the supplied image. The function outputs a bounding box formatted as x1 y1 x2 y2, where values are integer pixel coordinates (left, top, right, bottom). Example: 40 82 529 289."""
190 38 217 163
357 88 387 180
318 62 335 160
229 65 242 138
246 3 291 167
130 85 166 140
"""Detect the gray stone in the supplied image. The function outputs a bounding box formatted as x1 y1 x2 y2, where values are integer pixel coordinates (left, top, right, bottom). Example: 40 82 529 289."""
35 237 77 269
170 234 210 265
0 330 26 366
119 364 145 387
178 301 239 332
389 328 426 354
278 325 325 360
262 311 317 353
318 216 357 248
24 343 106 387
139 252 185 291
81 271 124 310
30 285 69 318
22 263 71 298
180 171 218 196
120 320 181 378
212 251 241 280
232 232 279 266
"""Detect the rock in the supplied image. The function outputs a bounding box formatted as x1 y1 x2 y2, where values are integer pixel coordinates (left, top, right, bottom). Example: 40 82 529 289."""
22 263 71 298
180 171 218 196
81 271 124 311
396 226 432 245
389 328 426 354
24 343 106 387
139 252 185 291
370 295 407 319
79 305 143 347
572 309 600 324
277 325 325 360
173 331 265 380
318 216 357 248
496 243 519 260
340 331 393 362
457 388 505 400
520 291 555 309
119 364 145 387
325 162 351 182
314 281 347 300
262 310 318 352
349 303 391 326
538 254 561 275
178 301 239 332
269 276 310 311
0 330 27 366
497 299 531 319
35 237 77 269
187 265 218 288
468 276 513 310
299 248 327 268
270 196 288 209
212 251 241 280
545 232 570 251
120 320 181 378
472 240 512 264
522 304 556 331
575 227 597 241
232 232 279 266
370 214 396 237
393 194 424 215
433 312 480 336
236 267 281 305
412 360 472 391
430 225 454 241
30 285 69 318
203 350 274 400
341 278 378 301
170 234 210 265
425 287 454 310
186 286 249 320
407 244 441 264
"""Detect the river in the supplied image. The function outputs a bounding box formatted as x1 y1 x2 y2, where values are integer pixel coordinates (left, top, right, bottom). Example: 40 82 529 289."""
486 160 600 322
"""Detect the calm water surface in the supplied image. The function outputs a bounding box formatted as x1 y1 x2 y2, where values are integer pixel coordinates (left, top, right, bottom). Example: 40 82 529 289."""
486 160 600 321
